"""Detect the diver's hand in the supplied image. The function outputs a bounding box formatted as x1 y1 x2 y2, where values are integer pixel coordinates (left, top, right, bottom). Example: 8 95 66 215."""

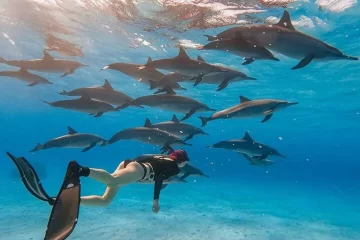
152 200 160 213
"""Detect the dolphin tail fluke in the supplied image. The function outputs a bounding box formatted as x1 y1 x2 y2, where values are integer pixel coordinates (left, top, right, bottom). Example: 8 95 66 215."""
204 34 217 41
199 116 210 127
0 57 7 64
30 143 43 152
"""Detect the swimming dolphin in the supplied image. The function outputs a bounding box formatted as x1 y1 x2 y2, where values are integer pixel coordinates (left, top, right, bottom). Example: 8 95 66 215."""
0 68 52 86
241 153 274 166
30 126 106 152
105 127 192 150
208 132 285 158
45 34 84 57
144 114 209 141
191 56 256 90
126 87 216 121
100 57 165 86
43 95 119 117
148 72 188 90
180 162 209 179
199 96 298 126
138 47 228 85
198 33 279 65
161 162 209 190
205 10 358 69
0 50 88 77
59 79 137 107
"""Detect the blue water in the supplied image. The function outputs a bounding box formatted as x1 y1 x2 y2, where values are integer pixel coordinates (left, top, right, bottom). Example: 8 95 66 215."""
1 1 360 239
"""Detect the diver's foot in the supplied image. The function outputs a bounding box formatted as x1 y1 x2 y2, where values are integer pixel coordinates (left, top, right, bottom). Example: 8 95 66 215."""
69 160 90 177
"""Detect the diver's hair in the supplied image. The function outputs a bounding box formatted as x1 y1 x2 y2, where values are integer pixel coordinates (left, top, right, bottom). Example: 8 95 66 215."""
170 150 190 163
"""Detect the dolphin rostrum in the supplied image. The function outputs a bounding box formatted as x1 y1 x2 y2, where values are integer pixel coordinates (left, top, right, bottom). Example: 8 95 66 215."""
43 95 120 117
30 126 106 152
0 68 52 86
192 56 256 90
105 127 192 151
59 79 137 107
242 153 274 166
126 87 216 121
100 57 165 86
205 10 358 69
198 33 279 65
199 95 298 126
208 132 285 158
138 47 229 85
144 114 209 141
0 50 88 77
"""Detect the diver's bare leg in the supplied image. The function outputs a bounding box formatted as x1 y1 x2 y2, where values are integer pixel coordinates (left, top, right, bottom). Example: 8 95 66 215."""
80 161 144 206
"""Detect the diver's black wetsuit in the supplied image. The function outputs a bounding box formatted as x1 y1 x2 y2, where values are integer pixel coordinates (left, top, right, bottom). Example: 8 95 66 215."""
124 154 180 200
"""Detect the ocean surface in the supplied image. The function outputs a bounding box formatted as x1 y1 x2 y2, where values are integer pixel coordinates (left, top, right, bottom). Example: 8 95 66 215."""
0 0 360 239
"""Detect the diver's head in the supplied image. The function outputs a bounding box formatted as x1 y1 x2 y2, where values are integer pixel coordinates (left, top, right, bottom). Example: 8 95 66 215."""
170 149 190 167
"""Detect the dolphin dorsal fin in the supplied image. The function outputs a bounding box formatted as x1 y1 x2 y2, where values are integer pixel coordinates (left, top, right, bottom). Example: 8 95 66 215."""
240 96 251 103
43 50 54 61
177 46 190 59
243 132 254 142
147 57 153 64
197 56 206 62
171 114 180 123
276 10 295 30
103 79 113 90
67 126 77 135
144 118 152 127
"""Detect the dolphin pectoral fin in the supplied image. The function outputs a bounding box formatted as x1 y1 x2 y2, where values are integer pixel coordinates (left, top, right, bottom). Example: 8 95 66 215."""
261 114 273 123
217 75 234 91
181 108 197 121
82 142 97 152
242 58 255 65
184 134 195 141
291 54 314 70
180 172 191 180
193 73 204 86
60 69 75 78
94 112 104 117
27 82 39 87
148 80 158 90
30 143 43 152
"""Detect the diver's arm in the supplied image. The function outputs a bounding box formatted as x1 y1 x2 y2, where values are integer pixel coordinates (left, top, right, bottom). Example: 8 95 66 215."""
152 176 164 213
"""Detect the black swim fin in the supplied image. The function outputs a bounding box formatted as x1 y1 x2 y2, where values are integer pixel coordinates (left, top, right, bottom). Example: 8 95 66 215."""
5 152 55 205
44 161 81 240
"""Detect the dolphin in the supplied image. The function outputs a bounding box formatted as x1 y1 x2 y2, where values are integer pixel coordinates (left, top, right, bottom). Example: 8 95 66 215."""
188 56 256 90
126 87 216 121
242 153 274 166
148 72 188 90
199 95 298 126
204 10 358 69
0 50 88 77
105 127 192 150
198 33 279 65
208 132 285 158
144 114 209 141
100 57 165 86
30 126 106 152
0 68 52 86
43 95 120 117
45 34 84 57
59 79 137 107
138 47 229 85
161 162 209 190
